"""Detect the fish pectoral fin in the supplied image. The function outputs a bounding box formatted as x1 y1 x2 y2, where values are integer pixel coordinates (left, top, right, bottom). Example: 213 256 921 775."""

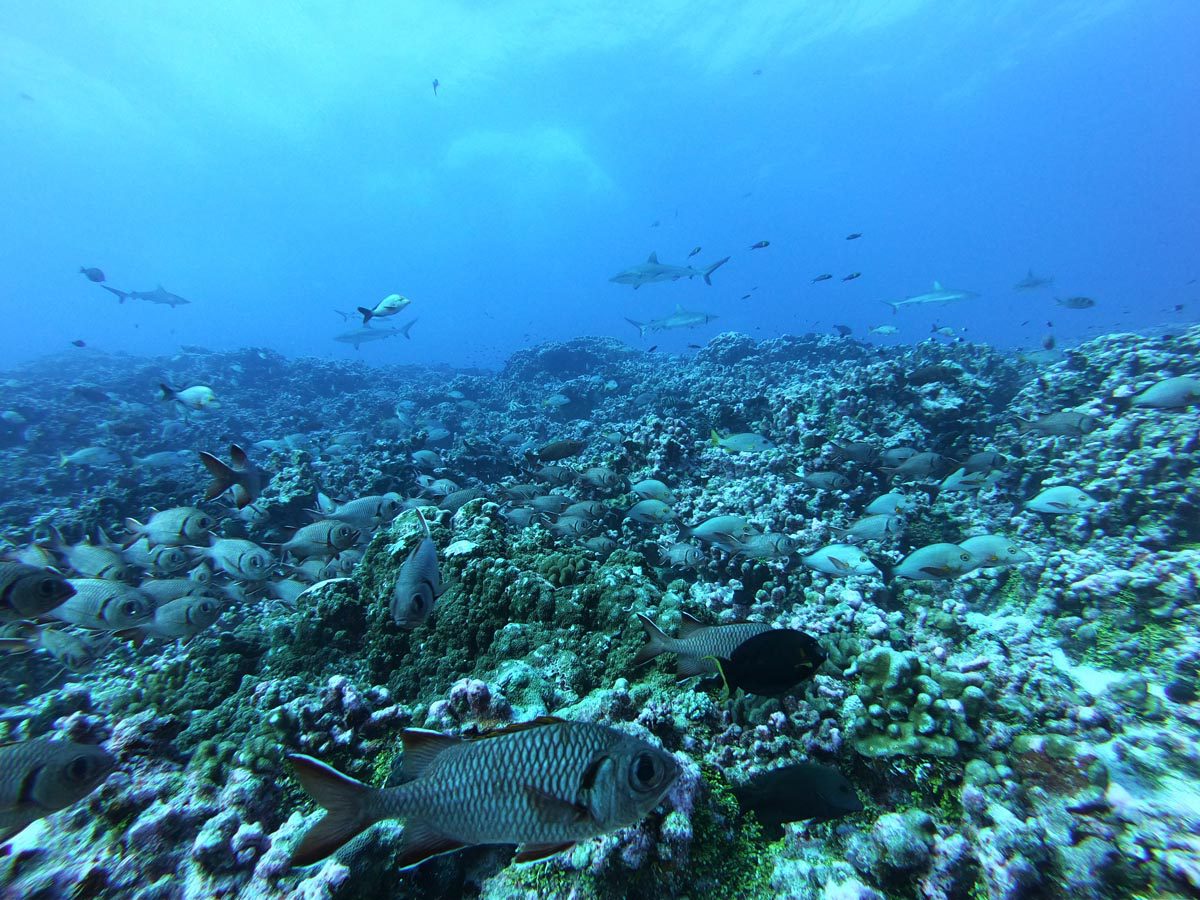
513 841 577 864
829 556 850 571
395 819 467 871
523 785 592 826
918 566 950 578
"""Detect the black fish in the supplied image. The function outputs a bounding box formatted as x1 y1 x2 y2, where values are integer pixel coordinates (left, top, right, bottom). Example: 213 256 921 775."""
842 272 861 282
688 246 701 259
711 628 825 696
647 345 658 353
69 385 110 403
432 78 439 95
749 240 770 250
687 343 702 349
740 293 752 300
79 266 105 282
834 325 852 336
70 339 86 347
845 233 862 240
811 274 832 283
530 439 586 462
734 764 863 839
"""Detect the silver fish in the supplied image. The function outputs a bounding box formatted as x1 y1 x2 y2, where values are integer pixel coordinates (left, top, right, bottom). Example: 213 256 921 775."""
634 612 771 677
193 538 275 581
391 510 444 629
0 563 75 619
287 717 679 868
139 595 221 641
892 543 975 580
53 579 154 630
281 520 361 562
124 506 214 547
0 738 115 843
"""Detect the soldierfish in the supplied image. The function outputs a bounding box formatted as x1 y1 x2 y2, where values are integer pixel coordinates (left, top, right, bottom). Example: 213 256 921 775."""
390 509 444 629
0 738 115 843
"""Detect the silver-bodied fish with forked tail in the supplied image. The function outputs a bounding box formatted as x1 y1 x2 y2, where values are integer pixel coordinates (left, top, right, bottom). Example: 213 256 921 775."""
287 716 679 869
0 737 116 843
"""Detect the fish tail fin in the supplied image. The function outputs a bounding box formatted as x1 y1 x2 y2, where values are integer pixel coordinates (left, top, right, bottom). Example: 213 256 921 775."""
401 319 417 339
881 300 898 315
198 451 236 502
158 383 176 402
101 285 128 303
624 318 647 339
709 428 722 447
702 256 730 285
287 754 378 867
632 613 671 666
357 307 374 325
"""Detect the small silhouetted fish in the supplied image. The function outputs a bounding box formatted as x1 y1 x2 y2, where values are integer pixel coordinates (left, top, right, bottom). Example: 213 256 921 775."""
845 233 862 240
811 274 832 283
71 339 86 347
734 763 863 839
740 293 752 300
79 267 105 282
842 272 861 281
688 343 702 349
432 78 439 95
648 346 657 352
712 629 826 696
749 240 770 250
834 325 852 336
1056 296 1095 309
752 68 762 75
650 220 660 228
688 246 701 258
1042 333 1056 350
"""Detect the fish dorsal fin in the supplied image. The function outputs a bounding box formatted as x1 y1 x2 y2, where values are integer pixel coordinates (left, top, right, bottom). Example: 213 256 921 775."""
678 611 705 637
467 715 566 741
674 304 685 314
399 728 460 780
647 251 659 263
513 840 577 864
933 281 943 290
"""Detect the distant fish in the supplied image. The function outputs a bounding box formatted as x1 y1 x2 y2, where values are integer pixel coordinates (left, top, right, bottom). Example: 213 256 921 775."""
286 717 679 868
0 738 115 844
740 293 752 300
358 293 411 324
101 284 191 307
749 240 770 250
1013 269 1053 291
334 322 412 349
811 274 832 283
868 325 898 335
79 267 105 283
1017 411 1099 437
834 324 852 336
70 339 86 347
530 439 586 462
845 233 862 240
432 78 439 95
159 383 219 411
625 305 717 338
199 443 267 509
390 509 443 629
710 429 774 453
1056 296 1095 309
687 246 702 258
882 282 977 314
734 764 863 839
1024 485 1096 514
842 272 861 282
610 252 730 289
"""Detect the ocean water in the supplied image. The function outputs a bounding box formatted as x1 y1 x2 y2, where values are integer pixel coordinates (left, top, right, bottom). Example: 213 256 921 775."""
1 3 1199 899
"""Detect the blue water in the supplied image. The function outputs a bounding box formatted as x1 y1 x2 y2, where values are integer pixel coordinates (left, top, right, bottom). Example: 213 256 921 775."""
1 2 1196 369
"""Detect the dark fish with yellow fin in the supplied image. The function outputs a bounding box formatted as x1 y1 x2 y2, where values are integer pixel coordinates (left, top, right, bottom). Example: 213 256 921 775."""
288 717 679 868
710 628 826 696
634 612 770 676
0 737 115 844
199 444 267 509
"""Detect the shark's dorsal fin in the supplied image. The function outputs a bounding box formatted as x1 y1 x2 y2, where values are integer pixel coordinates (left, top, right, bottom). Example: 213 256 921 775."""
647 252 659 263
933 281 943 290
673 304 685 314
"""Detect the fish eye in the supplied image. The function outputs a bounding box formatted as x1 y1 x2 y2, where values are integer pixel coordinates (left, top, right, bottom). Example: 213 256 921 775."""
411 594 424 612
37 578 58 596
1007 546 1018 554
198 517 214 530
959 552 970 562
629 752 664 791
123 600 140 616
66 755 94 781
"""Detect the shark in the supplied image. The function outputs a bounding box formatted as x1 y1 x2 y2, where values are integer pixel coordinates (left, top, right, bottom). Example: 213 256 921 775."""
625 305 718 338
610 252 730 289
1013 269 1054 290
334 320 415 350
881 281 978 314
100 284 191 307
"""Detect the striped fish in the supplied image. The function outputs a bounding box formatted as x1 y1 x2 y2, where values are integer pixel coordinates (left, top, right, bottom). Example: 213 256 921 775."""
633 612 771 676
288 717 679 869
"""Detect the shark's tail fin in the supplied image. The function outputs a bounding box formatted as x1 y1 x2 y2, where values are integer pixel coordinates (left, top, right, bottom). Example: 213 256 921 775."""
702 256 730 286
357 307 374 325
101 285 129 304
624 318 647 339
881 300 899 315
401 319 417 339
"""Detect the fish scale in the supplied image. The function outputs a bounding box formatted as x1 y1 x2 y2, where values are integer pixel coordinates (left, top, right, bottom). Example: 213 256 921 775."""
377 722 660 845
